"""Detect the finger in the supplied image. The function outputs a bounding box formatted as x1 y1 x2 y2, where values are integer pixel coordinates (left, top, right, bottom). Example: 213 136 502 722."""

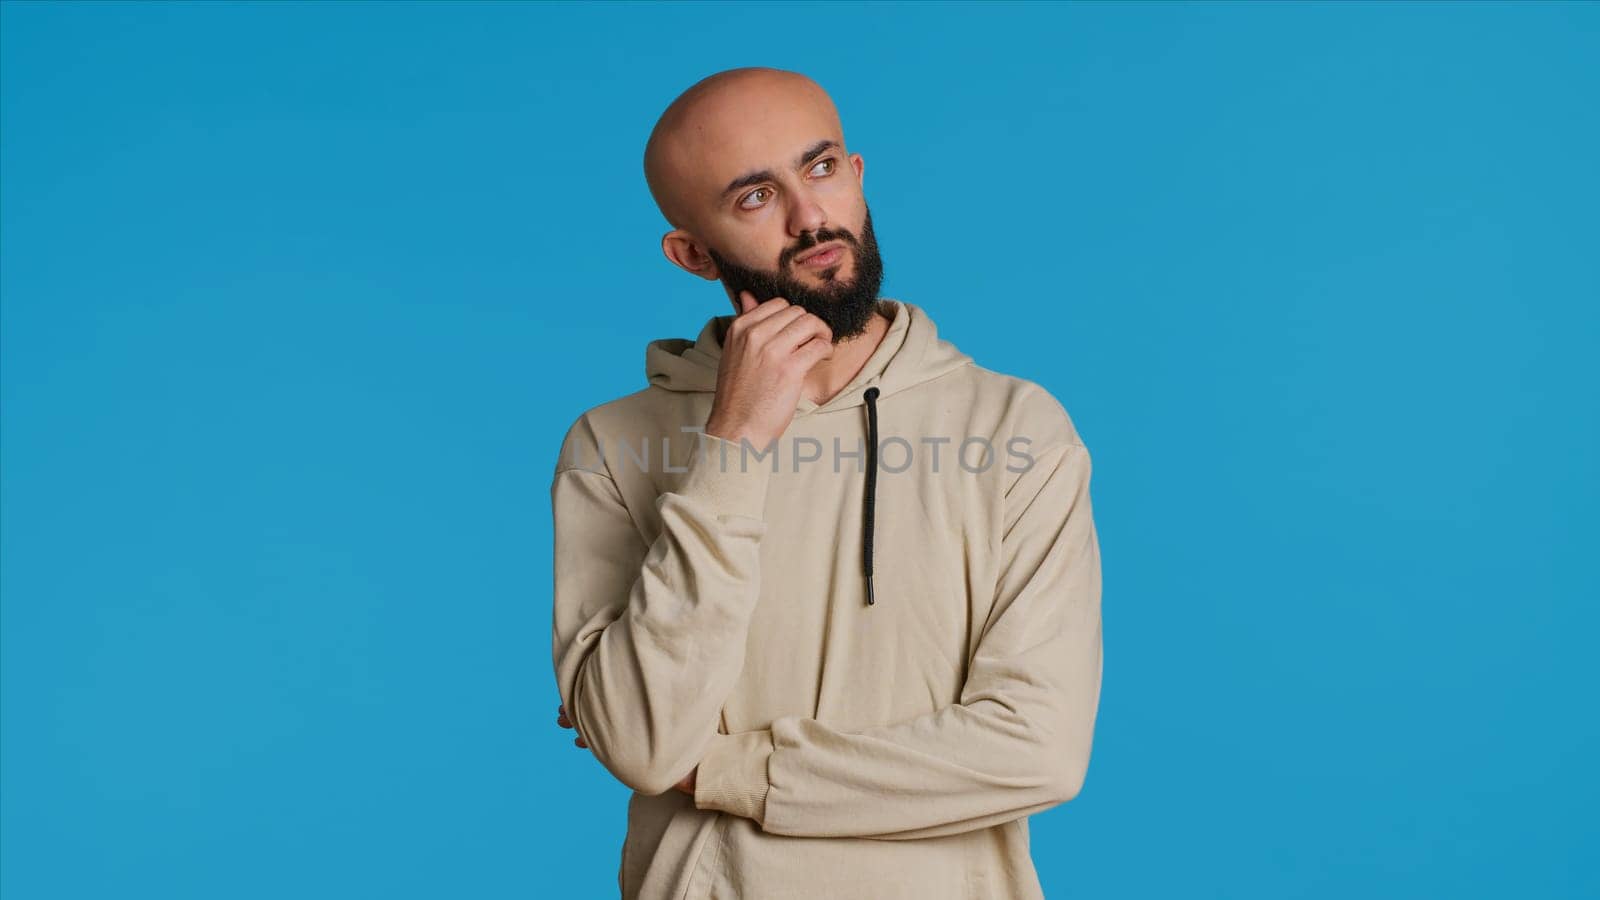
731 293 792 329
792 334 836 369
557 713 572 728
743 303 809 346
574 736 588 749
737 290 758 315
772 311 833 355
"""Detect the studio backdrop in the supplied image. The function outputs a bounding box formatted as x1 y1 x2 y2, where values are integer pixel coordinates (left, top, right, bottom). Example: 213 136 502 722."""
2 2 1595 898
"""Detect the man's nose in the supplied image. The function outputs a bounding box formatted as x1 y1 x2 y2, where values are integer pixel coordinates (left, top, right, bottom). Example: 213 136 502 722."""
787 194 827 238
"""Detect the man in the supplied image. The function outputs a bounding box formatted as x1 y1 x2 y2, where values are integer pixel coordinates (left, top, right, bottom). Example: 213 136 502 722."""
550 66 1103 899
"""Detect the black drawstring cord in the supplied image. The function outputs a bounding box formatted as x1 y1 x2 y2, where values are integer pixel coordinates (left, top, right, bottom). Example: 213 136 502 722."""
863 386 881 607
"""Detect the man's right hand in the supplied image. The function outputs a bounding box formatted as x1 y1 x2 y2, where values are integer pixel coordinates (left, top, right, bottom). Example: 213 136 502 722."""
703 291 834 449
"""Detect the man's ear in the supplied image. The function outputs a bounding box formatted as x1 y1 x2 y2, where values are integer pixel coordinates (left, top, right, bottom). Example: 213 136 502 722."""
851 152 865 186
662 230 720 281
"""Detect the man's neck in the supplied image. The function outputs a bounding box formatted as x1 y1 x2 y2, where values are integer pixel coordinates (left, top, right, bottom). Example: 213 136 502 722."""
801 306 893 407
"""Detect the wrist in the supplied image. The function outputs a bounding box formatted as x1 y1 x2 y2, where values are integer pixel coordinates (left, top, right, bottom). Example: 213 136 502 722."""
704 415 762 448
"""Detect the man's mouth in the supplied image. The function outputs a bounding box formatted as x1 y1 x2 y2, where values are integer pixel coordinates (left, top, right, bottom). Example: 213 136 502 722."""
795 242 846 268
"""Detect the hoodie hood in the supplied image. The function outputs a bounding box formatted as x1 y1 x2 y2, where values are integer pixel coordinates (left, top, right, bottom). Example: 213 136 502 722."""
643 298 973 606
644 299 972 416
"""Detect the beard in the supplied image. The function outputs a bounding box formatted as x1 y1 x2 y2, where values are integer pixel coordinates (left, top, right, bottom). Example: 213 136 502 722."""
704 206 886 342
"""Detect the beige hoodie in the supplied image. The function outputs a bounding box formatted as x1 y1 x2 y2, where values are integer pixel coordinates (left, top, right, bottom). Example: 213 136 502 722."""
551 298 1103 899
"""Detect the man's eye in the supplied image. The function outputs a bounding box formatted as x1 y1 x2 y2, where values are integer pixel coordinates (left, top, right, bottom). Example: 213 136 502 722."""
811 159 836 176
740 187 771 209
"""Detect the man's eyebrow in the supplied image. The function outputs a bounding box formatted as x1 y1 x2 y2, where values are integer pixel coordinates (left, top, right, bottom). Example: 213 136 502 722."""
719 139 841 201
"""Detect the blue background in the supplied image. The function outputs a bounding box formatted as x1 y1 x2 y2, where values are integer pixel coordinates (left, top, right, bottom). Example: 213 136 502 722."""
3 1 1596 897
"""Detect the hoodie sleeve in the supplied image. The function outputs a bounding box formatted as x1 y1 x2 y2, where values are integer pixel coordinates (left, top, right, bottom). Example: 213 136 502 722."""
551 420 772 797
692 439 1103 840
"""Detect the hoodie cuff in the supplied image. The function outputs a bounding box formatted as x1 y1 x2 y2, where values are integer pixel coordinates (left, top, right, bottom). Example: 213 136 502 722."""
693 729 773 822
678 432 773 520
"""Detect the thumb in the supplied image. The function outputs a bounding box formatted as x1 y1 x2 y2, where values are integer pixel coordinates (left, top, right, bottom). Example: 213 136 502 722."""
736 290 758 314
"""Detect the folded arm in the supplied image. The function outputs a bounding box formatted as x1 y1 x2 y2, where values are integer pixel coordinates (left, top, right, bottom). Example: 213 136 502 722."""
692 440 1104 840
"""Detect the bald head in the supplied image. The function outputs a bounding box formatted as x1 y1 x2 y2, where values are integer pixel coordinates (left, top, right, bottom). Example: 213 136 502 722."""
643 67 845 231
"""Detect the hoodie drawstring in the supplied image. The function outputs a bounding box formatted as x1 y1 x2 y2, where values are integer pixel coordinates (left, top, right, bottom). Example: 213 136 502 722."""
862 386 881 607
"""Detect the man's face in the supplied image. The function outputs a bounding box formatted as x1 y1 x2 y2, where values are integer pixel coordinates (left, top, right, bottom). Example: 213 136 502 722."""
652 78 887 341
704 205 884 342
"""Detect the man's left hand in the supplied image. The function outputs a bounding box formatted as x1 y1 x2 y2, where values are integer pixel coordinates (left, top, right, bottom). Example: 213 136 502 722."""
558 702 698 796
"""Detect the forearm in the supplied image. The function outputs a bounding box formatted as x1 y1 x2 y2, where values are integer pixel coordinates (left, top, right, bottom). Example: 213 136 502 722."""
695 647 1102 840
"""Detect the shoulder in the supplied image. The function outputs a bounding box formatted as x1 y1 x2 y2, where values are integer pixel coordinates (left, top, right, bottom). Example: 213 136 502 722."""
957 363 1088 453
552 387 656 476
552 385 701 479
